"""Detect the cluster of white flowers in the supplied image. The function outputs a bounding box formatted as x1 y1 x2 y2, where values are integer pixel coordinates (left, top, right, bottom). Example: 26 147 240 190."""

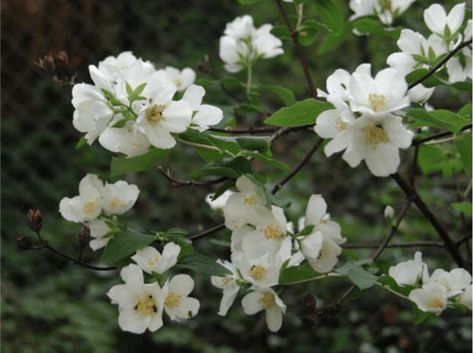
72 51 223 156
388 3 471 84
389 252 472 314
349 0 415 26
59 174 139 250
219 15 283 73
108 243 200 334
210 176 345 332
314 63 414 177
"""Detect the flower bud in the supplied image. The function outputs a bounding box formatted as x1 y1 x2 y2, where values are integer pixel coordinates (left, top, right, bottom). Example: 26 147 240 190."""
384 205 395 219
27 209 43 232
17 235 34 250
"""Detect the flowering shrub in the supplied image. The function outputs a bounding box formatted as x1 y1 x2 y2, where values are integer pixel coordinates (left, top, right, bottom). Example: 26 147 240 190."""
22 0 471 337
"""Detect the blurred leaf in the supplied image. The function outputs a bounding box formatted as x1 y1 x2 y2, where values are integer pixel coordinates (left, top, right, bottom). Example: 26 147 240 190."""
279 262 318 284
408 108 469 133
412 304 434 325
311 0 344 35
191 156 252 180
454 134 472 177
262 84 297 106
101 230 154 265
264 98 333 127
452 201 472 216
298 19 319 46
177 252 231 276
352 17 401 38
418 145 462 177
241 150 289 171
110 148 169 177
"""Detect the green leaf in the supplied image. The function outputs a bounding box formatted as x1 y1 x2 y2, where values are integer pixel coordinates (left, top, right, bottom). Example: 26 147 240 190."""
279 262 318 285
452 201 472 216
351 17 401 38
455 134 472 177
101 230 155 265
177 252 231 276
458 103 472 121
110 148 169 177
75 137 88 149
240 151 289 171
408 108 469 133
346 266 378 290
264 98 333 127
236 136 271 155
272 25 291 40
412 304 434 325
191 156 251 180
297 224 315 236
418 145 462 177
298 19 319 47
262 84 297 106
311 0 344 35
405 69 443 88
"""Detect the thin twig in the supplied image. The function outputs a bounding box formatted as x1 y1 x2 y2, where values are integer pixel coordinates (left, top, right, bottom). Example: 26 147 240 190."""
208 126 280 134
342 240 446 249
408 39 472 90
392 173 465 268
190 223 226 241
274 0 316 97
159 167 229 188
271 138 323 194
413 124 472 146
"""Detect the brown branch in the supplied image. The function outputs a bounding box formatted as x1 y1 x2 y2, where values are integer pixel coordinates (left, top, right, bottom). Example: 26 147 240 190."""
408 39 472 90
271 138 323 194
413 124 472 146
342 240 446 249
190 223 226 241
274 0 316 97
391 173 465 268
159 167 229 188
208 126 280 134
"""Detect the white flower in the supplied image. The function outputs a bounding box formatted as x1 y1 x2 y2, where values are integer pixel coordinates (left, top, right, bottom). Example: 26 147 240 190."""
424 3 465 38
238 206 291 260
107 264 164 334
206 190 234 211
459 285 472 309
388 251 428 287
427 268 472 297
99 121 151 157
343 114 414 177
88 219 112 251
314 109 355 157
71 83 113 144
238 252 283 288
349 67 410 116
349 0 377 21
162 274 200 321
384 205 395 219
223 175 267 230
349 0 415 26
241 287 286 332
446 27 472 84
59 174 104 223
219 15 283 73
182 84 224 132
132 243 181 275
136 84 192 149
407 84 435 104
101 180 140 216
211 260 240 316
408 282 448 315
160 66 196 92
300 194 345 273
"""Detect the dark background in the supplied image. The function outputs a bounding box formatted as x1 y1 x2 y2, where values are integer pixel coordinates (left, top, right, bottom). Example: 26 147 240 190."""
2 1 471 352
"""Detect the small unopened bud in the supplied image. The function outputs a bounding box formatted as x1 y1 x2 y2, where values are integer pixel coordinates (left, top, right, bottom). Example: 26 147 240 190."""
384 205 395 220
27 209 43 232
79 224 91 248
17 235 34 250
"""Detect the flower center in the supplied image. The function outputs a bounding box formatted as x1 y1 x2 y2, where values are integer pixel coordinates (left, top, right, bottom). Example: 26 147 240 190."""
146 104 166 124
335 117 348 131
135 295 157 316
365 124 389 145
427 297 444 309
368 94 386 112
263 225 284 240
383 0 392 11
320 214 330 225
110 198 123 209
250 265 267 281
165 292 181 308
244 193 257 206
222 276 233 285
147 255 161 267
173 77 183 88
260 293 275 309
83 201 97 215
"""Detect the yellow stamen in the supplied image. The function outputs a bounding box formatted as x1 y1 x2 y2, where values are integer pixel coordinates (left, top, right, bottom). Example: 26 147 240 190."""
335 117 348 131
263 225 284 240
83 201 97 215
222 276 233 285
244 193 257 206
110 198 123 209
135 295 157 316
165 292 181 308
146 104 166 124
147 255 161 267
260 293 275 309
364 124 389 145
368 94 386 112
173 77 183 88
427 297 444 309
250 265 266 281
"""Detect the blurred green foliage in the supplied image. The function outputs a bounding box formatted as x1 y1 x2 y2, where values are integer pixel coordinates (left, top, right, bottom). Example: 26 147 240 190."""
2 0 471 352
